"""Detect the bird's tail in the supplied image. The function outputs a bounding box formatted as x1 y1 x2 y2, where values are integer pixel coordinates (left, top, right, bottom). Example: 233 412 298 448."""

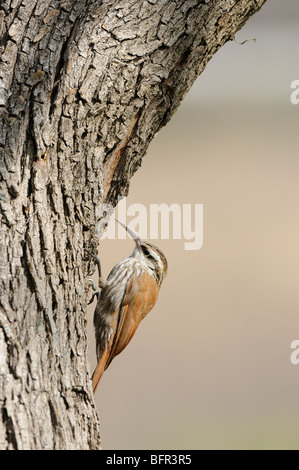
92 350 110 393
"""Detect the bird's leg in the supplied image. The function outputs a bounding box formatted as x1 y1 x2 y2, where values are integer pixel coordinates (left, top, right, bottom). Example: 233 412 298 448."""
86 278 100 305
84 249 107 289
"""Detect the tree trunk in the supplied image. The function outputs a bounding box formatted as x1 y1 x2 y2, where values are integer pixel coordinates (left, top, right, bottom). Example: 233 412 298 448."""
0 0 266 450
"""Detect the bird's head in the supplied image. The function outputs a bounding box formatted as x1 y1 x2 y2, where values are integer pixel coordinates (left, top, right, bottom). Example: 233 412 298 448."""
115 219 168 286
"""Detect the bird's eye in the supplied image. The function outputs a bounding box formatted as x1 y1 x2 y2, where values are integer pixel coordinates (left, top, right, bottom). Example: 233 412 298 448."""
142 247 152 259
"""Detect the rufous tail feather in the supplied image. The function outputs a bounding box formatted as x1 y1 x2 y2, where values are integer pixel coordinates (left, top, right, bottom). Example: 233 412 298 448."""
92 350 109 393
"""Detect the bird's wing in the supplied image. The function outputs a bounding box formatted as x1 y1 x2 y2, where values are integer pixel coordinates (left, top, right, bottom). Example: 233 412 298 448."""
92 270 159 393
104 270 159 370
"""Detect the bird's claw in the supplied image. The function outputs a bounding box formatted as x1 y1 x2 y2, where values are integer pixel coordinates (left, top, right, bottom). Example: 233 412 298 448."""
86 278 100 304
85 248 107 290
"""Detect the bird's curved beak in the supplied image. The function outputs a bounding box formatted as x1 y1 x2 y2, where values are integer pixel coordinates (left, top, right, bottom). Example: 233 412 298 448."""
115 219 142 248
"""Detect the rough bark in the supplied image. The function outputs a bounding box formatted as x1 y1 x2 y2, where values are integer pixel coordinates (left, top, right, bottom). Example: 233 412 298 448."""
0 0 267 450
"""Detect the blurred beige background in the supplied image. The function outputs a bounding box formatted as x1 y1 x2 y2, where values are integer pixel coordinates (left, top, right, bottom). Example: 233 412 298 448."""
88 0 299 449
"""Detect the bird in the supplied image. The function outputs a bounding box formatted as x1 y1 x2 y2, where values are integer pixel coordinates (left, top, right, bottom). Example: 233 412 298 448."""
87 219 168 394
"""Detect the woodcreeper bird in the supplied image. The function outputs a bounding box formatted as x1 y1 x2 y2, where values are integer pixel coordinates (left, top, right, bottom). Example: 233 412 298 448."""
87 220 168 393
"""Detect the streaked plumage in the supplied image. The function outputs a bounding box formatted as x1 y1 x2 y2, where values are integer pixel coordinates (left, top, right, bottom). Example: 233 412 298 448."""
91 222 168 393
